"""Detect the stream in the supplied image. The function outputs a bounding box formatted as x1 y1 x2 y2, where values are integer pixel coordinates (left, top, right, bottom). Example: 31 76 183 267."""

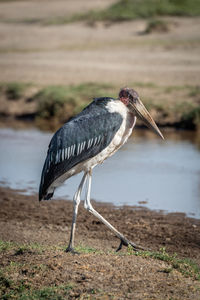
0 127 200 218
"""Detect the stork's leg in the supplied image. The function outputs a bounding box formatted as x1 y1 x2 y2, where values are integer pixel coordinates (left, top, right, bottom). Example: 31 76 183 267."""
66 172 87 253
84 170 145 252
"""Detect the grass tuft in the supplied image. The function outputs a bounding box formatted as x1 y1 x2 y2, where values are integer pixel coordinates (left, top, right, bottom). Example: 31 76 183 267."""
2 0 200 25
127 246 200 280
188 85 200 97
0 279 73 300
0 239 199 299
0 240 44 255
14 243 44 255
0 240 15 252
145 18 170 34
5 82 29 100
24 284 73 299
46 0 200 25
35 83 114 128
75 245 99 254
181 106 200 130
0 81 200 130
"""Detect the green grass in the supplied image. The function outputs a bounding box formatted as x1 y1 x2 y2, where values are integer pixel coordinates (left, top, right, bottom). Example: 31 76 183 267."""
45 0 200 25
101 0 200 21
144 18 170 33
127 246 200 280
2 0 200 25
0 81 200 130
181 106 200 130
0 271 31 300
188 85 200 97
17 284 74 300
0 239 199 299
0 240 15 252
0 239 100 255
4 82 29 100
0 240 74 300
75 244 102 254
14 243 45 255
0 240 45 254
35 83 114 122
53 243 102 254
0 275 73 300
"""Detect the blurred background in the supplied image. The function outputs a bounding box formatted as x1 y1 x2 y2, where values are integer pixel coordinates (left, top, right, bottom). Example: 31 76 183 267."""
0 0 200 217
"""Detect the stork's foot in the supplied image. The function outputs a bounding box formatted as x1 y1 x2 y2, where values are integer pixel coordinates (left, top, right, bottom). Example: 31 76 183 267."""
65 246 79 254
116 239 128 252
116 238 146 252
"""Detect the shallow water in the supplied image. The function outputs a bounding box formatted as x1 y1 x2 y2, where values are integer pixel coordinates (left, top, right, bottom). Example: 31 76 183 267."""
0 128 200 218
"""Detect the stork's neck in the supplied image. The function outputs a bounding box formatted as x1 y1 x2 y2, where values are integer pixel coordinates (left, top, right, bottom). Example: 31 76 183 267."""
106 99 136 130
106 99 128 115
128 112 136 129
120 97 129 106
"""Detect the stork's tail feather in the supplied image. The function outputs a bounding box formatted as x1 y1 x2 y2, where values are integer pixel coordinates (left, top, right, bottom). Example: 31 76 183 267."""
39 188 55 201
45 192 54 201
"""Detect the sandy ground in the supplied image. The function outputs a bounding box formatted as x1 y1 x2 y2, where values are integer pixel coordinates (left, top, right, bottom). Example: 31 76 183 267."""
0 0 115 21
0 1 200 87
0 186 200 299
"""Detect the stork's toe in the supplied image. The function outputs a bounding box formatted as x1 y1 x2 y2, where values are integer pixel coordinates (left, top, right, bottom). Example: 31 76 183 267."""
116 238 146 252
65 246 80 254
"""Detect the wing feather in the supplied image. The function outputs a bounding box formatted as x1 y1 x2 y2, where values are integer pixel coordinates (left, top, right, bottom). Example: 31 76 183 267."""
39 98 123 200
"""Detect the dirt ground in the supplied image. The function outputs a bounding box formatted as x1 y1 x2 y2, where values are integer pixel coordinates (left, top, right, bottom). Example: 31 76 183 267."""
0 1 200 299
0 186 200 299
0 1 200 87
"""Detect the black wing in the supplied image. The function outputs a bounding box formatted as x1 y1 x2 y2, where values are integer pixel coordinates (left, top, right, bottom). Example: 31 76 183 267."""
39 97 123 201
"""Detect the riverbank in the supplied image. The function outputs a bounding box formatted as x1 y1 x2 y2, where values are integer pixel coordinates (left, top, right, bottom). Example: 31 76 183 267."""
0 81 200 131
0 1 200 131
0 186 200 299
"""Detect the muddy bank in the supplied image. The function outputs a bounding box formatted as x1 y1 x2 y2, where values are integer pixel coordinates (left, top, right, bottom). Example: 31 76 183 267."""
0 186 200 299
1 186 199 259
0 82 200 131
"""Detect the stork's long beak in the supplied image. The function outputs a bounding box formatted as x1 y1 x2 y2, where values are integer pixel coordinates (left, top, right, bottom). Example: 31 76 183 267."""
129 98 164 139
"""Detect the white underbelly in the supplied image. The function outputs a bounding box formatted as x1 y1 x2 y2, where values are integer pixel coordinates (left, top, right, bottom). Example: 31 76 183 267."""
49 113 136 192
82 115 136 170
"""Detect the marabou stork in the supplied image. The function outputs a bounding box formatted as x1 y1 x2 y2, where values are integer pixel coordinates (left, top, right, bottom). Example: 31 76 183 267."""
39 87 164 253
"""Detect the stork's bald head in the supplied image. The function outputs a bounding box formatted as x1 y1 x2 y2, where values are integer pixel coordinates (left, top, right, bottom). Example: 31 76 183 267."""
119 87 164 139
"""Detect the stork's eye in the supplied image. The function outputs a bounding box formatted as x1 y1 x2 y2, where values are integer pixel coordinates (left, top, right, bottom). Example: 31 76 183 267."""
119 90 128 98
130 96 138 104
